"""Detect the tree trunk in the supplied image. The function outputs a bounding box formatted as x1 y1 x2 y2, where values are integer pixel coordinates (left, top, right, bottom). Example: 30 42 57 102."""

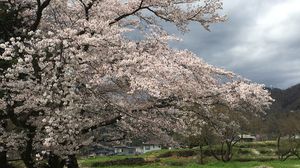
277 135 282 160
21 129 36 168
0 151 9 168
198 145 204 164
66 155 79 168
226 142 232 162
21 149 35 168
221 142 226 162
221 141 233 162
208 144 221 161
48 153 65 168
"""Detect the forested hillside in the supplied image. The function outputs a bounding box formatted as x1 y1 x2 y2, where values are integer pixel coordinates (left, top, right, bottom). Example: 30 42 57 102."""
268 84 300 113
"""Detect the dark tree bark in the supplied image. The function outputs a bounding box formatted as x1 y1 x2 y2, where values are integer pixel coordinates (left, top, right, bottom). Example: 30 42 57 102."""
66 155 79 168
0 151 10 168
277 135 282 160
30 0 52 31
198 145 204 164
48 153 65 168
20 128 36 168
221 141 233 162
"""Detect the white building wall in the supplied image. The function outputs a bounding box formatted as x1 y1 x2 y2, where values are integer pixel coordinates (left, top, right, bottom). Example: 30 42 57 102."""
135 146 143 154
142 145 161 153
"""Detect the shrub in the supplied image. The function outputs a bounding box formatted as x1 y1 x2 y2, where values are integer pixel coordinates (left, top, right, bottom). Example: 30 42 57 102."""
166 161 186 166
237 148 252 155
90 157 158 167
176 150 196 157
158 151 174 158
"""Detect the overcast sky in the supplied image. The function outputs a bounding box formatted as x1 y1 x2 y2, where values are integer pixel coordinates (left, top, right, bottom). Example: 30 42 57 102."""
167 0 300 89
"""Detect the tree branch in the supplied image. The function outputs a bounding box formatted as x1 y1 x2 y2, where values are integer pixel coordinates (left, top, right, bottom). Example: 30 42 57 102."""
109 0 145 25
30 0 52 31
98 132 127 142
81 115 122 134
78 0 98 20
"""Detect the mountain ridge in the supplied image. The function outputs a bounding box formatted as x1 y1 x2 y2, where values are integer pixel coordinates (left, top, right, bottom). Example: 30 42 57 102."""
267 83 300 113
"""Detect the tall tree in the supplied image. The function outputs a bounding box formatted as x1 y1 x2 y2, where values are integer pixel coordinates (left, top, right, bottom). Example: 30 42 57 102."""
0 0 273 167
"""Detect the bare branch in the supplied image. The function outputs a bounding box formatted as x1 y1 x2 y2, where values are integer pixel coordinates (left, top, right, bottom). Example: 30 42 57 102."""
109 0 145 25
81 115 122 134
78 0 98 20
30 0 52 31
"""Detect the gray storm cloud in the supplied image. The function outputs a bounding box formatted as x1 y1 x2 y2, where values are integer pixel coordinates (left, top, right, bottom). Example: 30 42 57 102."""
168 0 300 89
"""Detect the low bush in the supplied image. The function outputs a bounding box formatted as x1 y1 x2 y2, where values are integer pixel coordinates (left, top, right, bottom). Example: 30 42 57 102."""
165 161 186 166
158 151 174 158
177 150 197 157
90 157 158 167
237 148 252 155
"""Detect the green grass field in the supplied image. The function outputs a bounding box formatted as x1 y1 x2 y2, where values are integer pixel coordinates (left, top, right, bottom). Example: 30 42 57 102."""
79 158 300 168
79 141 300 168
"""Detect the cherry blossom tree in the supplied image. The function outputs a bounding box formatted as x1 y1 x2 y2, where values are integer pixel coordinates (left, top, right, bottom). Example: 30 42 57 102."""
0 0 273 167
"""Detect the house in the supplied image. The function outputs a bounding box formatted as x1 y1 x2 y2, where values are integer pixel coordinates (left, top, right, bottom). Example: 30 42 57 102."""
114 141 162 155
138 141 162 153
114 146 137 155
238 134 256 142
